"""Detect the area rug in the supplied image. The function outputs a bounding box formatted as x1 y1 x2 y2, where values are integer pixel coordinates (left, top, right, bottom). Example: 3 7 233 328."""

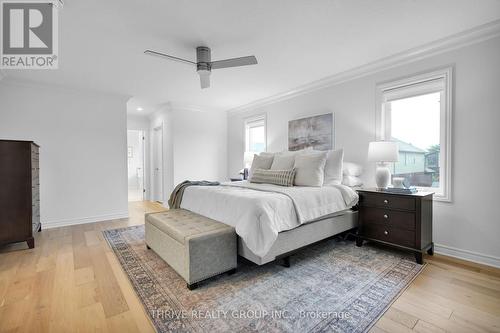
103 225 424 333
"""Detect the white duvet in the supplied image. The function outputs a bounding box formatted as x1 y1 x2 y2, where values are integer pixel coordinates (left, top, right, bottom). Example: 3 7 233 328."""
180 181 358 257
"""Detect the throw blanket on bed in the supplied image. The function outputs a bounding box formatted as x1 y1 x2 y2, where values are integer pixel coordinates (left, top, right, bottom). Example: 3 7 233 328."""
168 180 220 209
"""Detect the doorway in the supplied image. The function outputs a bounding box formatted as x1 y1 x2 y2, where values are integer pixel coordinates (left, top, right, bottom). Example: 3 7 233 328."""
152 125 163 203
127 130 145 202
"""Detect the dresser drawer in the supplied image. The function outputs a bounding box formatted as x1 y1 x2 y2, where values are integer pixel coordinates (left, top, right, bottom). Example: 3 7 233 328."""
359 192 415 211
361 224 416 248
360 207 415 231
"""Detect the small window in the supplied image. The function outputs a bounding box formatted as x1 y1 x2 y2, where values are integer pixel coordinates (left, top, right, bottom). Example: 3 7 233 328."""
245 115 266 153
377 68 452 201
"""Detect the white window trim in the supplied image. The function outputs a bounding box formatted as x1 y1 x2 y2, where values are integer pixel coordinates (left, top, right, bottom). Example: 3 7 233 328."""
244 114 267 153
375 67 453 202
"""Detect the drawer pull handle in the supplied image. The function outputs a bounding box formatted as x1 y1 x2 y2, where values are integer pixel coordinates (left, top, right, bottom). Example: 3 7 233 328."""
383 214 388 219
384 199 389 204
384 230 389 235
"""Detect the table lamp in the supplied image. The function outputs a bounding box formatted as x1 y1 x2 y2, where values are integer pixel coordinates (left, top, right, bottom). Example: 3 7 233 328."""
367 141 399 189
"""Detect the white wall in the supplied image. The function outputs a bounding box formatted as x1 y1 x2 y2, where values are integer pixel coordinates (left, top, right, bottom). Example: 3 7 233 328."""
127 114 150 131
0 80 129 228
172 108 227 186
148 106 228 206
228 37 500 267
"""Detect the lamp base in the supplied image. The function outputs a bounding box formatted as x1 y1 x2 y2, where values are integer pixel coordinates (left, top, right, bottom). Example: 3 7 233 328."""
375 164 392 189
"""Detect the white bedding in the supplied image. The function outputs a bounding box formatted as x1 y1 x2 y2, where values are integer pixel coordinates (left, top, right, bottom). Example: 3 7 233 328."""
180 181 358 257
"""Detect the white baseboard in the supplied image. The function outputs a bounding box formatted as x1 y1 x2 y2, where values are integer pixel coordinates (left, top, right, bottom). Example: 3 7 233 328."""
434 243 500 269
43 211 129 229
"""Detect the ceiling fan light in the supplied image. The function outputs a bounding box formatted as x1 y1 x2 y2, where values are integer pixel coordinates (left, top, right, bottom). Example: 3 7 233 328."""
198 70 211 89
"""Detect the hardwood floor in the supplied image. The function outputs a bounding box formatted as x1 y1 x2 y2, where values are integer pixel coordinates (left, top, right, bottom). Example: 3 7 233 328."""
1 201 499 332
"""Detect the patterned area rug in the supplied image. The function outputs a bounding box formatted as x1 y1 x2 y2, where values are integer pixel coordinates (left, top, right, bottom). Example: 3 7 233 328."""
103 225 424 333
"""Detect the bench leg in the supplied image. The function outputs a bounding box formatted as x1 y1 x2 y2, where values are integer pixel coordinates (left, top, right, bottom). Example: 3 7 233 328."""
187 282 198 290
227 268 237 275
146 244 151 250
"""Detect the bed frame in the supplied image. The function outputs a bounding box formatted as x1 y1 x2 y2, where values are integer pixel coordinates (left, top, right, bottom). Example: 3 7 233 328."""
238 209 358 265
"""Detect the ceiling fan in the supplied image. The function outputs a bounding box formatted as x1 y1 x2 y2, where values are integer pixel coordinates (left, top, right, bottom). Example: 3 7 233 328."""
144 46 258 89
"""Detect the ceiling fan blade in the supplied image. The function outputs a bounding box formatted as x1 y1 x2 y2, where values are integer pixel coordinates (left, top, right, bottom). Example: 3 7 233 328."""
211 55 257 69
199 71 210 89
144 50 196 66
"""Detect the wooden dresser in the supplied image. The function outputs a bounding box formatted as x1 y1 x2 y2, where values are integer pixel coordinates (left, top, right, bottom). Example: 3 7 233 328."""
355 188 433 264
0 140 41 248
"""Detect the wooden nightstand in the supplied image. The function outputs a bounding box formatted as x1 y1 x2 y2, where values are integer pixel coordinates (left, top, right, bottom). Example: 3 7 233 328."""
356 188 434 264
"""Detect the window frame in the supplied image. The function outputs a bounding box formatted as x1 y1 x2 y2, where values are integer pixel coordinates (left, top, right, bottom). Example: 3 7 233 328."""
244 114 267 153
375 67 453 202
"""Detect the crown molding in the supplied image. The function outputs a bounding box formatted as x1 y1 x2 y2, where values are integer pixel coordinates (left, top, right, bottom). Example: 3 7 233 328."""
228 19 500 114
167 101 224 113
146 101 224 122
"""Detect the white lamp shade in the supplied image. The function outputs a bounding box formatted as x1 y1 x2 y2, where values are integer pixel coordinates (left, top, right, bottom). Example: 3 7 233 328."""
368 141 399 162
243 152 255 168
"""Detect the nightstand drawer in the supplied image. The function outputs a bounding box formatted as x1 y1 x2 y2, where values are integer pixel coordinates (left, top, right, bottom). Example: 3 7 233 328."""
359 192 415 211
362 224 415 248
360 207 415 231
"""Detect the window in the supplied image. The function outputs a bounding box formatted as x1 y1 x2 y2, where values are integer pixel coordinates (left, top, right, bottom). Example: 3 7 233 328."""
376 68 452 201
245 115 266 153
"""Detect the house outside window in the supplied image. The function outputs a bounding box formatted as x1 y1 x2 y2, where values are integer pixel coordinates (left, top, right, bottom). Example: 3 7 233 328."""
376 68 452 201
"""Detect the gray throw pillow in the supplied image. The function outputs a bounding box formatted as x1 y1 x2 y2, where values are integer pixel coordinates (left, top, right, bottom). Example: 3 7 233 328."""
249 154 274 179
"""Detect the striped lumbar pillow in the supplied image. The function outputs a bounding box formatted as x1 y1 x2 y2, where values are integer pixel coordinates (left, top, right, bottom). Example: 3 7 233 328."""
250 168 296 187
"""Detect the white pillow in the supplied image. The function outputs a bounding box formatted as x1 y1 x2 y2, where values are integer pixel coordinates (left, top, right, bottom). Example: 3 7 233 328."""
293 152 328 187
323 149 344 186
249 154 274 179
269 148 313 170
342 175 363 187
343 162 363 176
271 154 296 170
260 152 275 158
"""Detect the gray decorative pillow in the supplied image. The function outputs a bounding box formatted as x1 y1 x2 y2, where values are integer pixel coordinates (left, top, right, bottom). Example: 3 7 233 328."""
249 154 274 178
250 168 296 187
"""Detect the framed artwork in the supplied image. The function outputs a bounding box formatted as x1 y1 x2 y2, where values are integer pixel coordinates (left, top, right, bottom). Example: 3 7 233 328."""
288 113 334 151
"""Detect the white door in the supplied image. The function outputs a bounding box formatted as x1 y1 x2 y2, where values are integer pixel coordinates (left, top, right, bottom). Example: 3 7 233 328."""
153 126 163 203
127 130 145 201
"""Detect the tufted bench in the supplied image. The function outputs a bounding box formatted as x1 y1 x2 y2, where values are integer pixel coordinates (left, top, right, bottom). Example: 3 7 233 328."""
145 209 237 290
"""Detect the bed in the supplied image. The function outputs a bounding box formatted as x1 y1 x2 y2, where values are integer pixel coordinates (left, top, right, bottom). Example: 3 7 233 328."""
180 181 359 265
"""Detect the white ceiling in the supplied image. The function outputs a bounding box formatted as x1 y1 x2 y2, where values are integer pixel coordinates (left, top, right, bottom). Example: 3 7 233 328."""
4 0 500 115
